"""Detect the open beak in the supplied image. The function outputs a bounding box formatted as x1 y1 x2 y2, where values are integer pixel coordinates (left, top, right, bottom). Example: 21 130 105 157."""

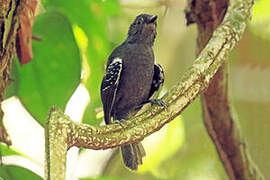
147 15 158 24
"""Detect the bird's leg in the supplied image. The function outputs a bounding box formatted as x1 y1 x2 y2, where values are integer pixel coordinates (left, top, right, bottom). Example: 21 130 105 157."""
148 99 168 109
113 119 126 128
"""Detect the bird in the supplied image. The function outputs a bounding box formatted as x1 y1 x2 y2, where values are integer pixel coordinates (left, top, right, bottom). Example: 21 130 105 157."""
100 14 165 170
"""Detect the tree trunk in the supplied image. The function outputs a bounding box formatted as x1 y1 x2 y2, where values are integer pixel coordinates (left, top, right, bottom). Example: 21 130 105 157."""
0 0 22 145
185 0 264 179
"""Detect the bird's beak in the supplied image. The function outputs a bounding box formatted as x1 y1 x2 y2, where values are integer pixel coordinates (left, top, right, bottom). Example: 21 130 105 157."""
147 15 158 24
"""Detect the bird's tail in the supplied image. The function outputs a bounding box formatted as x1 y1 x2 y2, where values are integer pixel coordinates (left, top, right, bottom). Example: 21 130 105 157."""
120 142 146 170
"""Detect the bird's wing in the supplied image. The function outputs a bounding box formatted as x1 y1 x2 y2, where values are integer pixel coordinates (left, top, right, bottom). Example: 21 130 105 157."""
101 57 123 125
147 63 164 99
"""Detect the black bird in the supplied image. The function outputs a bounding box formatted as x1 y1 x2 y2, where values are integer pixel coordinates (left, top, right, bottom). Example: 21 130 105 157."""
101 14 165 170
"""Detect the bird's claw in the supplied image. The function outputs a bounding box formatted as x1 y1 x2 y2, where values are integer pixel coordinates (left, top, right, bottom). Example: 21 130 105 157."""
113 119 126 128
149 99 168 109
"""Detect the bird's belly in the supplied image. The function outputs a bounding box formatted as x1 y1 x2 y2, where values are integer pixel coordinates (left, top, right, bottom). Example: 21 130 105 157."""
113 62 154 118
122 73 151 102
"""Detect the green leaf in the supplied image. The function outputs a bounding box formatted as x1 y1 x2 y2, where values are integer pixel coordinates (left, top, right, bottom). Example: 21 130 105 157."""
44 0 120 125
15 11 81 125
0 165 42 180
0 143 21 156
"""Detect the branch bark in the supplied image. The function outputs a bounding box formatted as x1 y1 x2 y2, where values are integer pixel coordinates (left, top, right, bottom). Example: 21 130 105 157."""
45 0 262 179
186 0 264 179
0 0 22 145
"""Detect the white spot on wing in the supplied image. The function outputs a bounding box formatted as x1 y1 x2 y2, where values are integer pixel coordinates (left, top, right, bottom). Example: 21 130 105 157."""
112 57 122 64
102 57 123 92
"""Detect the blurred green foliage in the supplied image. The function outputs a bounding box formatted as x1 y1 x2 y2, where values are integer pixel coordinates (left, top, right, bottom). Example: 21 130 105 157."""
79 176 125 180
43 0 120 125
7 11 81 126
138 116 184 177
250 0 270 40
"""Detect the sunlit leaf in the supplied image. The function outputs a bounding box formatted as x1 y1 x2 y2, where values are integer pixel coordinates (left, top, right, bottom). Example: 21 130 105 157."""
14 11 81 125
0 144 21 156
138 116 184 177
0 165 42 180
250 0 270 40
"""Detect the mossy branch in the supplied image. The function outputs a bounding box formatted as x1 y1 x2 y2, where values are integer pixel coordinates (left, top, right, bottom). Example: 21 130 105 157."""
45 0 256 179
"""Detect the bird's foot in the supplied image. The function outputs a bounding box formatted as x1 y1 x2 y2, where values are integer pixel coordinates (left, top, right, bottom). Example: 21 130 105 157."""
113 119 126 128
149 99 168 109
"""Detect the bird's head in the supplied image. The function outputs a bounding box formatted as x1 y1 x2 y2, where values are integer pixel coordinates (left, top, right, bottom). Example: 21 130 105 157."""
127 14 158 46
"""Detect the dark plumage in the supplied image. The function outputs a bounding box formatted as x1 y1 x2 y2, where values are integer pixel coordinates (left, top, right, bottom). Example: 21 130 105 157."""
101 14 164 170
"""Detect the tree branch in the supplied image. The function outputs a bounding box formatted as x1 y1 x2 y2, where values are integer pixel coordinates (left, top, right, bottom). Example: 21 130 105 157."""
45 0 256 179
0 0 22 146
